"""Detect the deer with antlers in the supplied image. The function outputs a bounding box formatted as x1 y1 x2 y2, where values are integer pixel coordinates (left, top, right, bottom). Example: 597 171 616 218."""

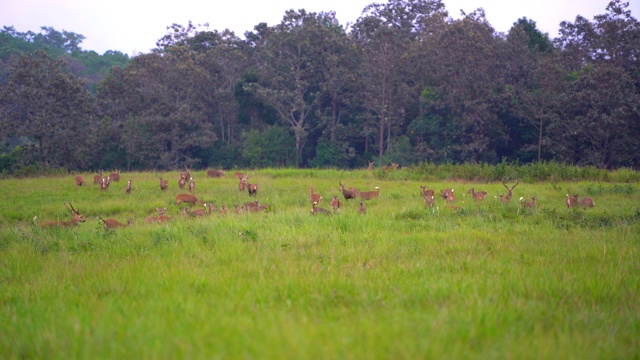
309 186 322 205
499 180 519 202
38 201 86 228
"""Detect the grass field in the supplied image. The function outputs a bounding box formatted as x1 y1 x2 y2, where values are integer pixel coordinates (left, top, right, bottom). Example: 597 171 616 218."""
0 169 639 359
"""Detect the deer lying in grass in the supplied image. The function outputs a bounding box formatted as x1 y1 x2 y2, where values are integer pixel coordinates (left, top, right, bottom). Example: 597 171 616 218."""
468 188 487 201
499 180 519 202
93 171 103 185
75 176 86 187
566 194 578 208
339 182 358 200
311 201 332 216
99 217 133 229
440 188 454 200
359 187 380 200
175 193 204 206
445 191 456 203
207 169 225 178
125 180 132 194
420 186 435 208
219 204 228 215
330 195 341 212
146 207 168 223
579 195 595 208
310 186 322 204
520 196 537 209
159 178 169 191
38 202 86 228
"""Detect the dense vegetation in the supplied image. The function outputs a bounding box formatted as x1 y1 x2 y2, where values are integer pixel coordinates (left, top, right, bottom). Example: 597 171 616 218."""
0 0 639 174
0 168 638 358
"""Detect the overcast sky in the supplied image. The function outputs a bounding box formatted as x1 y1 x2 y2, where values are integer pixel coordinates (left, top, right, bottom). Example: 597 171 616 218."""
1 0 637 56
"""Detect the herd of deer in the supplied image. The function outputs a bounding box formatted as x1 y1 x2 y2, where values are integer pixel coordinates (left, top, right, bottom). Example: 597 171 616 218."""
39 169 597 228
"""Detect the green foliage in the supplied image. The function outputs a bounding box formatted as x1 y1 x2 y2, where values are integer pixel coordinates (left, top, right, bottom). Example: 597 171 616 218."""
243 126 296 168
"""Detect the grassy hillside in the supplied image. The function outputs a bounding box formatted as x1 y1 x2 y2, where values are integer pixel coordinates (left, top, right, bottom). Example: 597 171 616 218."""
0 169 639 359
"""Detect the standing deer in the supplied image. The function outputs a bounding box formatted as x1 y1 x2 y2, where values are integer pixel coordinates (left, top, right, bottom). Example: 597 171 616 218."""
125 180 132 194
367 161 374 171
359 187 380 200
520 196 537 209
566 194 578 208
309 186 322 204
239 175 249 191
100 176 111 191
159 178 169 191
39 202 86 228
339 182 357 200
178 173 187 190
311 201 332 216
75 175 87 187
358 200 367 214
93 171 103 185
468 188 487 201
188 177 195 194
247 180 258 196
420 186 435 208
108 170 120 182
175 193 204 206
330 195 342 212
500 180 519 202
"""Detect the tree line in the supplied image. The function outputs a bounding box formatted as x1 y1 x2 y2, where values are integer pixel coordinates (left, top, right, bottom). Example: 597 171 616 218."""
0 0 638 174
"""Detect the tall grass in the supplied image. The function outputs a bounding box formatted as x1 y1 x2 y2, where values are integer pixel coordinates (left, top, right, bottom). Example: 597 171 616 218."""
0 169 639 359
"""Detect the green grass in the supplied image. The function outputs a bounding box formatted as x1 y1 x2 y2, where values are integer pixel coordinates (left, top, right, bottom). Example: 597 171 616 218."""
0 169 639 359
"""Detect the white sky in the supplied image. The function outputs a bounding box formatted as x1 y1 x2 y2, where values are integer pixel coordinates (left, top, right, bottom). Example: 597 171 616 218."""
1 0 637 56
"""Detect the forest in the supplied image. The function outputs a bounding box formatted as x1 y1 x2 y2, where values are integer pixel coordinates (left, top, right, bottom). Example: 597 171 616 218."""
0 0 638 173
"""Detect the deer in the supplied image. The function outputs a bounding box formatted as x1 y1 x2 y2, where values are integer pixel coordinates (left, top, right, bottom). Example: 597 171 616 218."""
311 201 332 216
99 217 133 229
566 194 578 208
440 188 454 200
367 161 374 171
184 204 208 218
39 201 86 228
100 176 111 191
75 175 87 187
445 192 456 203
420 186 435 208
207 169 225 178
384 162 399 171
330 195 342 212
242 200 260 211
358 200 367 214
520 196 537 209
188 177 195 194
219 204 228 215
359 187 380 200
580 196 595 208
339 181 358 200
310 186 322 204
500 180 519 202
247 181 258 196
233 172 245 180
178 173 187 190
93 171 103 185
239 175 249 191
175 193 204 206
468 188 487 201
159 178 169 191
125 180 132 195
108 170 120 182
146 207 167 223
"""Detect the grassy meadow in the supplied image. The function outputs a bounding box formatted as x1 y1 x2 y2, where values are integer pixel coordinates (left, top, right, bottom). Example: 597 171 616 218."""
0 168 639 359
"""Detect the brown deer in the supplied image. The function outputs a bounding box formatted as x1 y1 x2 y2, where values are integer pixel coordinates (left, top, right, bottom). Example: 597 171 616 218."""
247 182 258 196
219 204 228 215
175 193 204 206
311 201 332 216
75 175 87 187
188 177 195 194
93 171 103 185
445 192 456 203
367 161 374 171
520 196 537 209
233 171 245 179
580 196 595 208
156 208 172 223
358 200 367 214
468 188 487 201
125 180 132 194
330 195 342 212
159 178 169 191
145 207 167 223
339 182 358 200
178 173 187 190
242 200 260 211
566 194 578 208
239 175 249 191
185 204 208 218
384 162 399 171
420 186 435 208
39 202 86 228
440 188 454 200
310 186 322 204
359 187 380 200
99 217 133 229
108 170 120 182
500 180 519 202
207 169 225 178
